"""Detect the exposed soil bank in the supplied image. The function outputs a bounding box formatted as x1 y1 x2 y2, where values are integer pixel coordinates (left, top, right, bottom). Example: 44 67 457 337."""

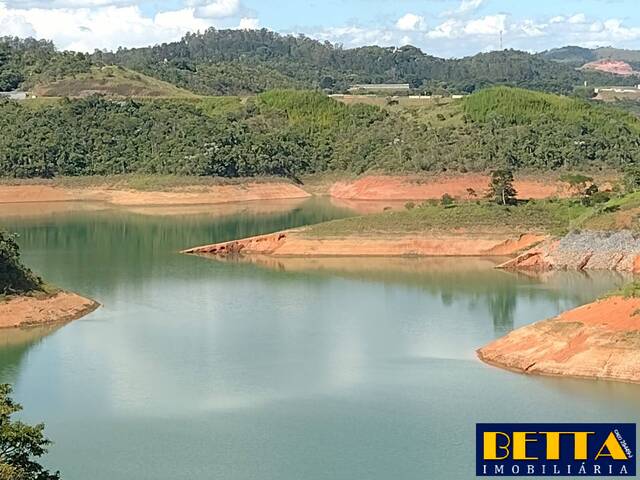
0 292 99 329
183 230 546 257
0 183 311 206
329 175 576 201
500 230 640 272
478 296 640 384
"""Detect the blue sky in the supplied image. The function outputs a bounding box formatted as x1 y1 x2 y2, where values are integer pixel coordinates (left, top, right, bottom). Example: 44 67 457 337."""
1 0 640 56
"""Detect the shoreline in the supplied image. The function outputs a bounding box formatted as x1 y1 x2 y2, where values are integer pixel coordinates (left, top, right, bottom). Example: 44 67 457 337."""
0 172 617 207
182 230 547 257
477 296 640 385
0 182 311 207
0 291 100 329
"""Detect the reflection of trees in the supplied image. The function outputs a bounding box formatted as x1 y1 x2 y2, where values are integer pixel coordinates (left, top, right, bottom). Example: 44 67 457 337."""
486 289 517 335
0 326 61 384
2 199 353 297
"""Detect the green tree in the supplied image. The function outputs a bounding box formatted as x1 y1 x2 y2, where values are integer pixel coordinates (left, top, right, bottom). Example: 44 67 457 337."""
488 169 517 205
0 231 42 294
0 384 60 480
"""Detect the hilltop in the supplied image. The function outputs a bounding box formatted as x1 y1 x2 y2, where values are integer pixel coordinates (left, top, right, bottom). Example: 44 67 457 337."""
30 66 196 98
3 33 639 98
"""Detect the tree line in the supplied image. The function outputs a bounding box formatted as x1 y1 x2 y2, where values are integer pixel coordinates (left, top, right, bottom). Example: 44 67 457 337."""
1 87 639 179
3 32 638 96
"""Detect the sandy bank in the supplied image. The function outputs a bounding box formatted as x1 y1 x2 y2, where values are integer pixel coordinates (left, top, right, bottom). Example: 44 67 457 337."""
478 296 640 384
500 230 640 272
329 175 576 201
0 183 311 206
0 291 99 329
183 230 546 257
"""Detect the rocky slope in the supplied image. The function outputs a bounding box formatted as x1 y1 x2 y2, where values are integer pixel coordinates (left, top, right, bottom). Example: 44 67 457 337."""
500 230 640 272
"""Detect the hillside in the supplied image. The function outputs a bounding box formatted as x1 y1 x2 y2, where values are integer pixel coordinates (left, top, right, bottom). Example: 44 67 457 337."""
1 87 639 179
543 45 640 72
101 30 634 96
30 66 196 98
4 34 639 97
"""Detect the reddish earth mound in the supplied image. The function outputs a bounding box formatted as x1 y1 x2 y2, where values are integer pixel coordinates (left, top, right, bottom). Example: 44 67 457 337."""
0 183 311 206
183 231 546 258
329 175 571 201
0 292 99 329
582 59 638 76
478 296 640 384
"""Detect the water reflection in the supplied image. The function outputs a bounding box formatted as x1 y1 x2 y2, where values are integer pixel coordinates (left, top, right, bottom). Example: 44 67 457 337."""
0 200 638 480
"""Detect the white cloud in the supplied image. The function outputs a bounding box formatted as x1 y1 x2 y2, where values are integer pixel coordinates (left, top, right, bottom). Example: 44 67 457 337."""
192 0 240 19
464 14 506 35
549 16 565 24
3 0 132 6
238 17 258 29
567 13 587 24
0 2 253 52
443 0 483 17
395 13 426 32
426 19 461 39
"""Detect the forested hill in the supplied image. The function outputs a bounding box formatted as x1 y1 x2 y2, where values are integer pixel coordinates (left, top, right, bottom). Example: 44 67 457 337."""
2 31 637 96
97 29 634 95
542 45 640 69
1 87 639 179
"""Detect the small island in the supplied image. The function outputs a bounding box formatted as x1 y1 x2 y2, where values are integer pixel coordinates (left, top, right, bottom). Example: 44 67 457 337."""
0 231 98 329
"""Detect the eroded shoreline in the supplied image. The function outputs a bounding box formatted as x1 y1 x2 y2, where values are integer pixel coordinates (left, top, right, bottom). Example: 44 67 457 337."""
0 291 100 329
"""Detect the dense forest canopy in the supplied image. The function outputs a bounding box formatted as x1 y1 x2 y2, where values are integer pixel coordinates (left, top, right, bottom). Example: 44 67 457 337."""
1 87 639 179
2 31 639 96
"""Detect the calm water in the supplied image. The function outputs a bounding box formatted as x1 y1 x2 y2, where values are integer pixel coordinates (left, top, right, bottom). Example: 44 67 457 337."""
1 198 639 480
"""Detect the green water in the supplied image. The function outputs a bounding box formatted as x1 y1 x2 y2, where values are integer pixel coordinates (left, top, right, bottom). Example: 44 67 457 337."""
1 198 639 480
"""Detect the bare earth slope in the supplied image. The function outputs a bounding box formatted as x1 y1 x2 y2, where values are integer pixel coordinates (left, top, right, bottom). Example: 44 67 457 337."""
0 183 311 206
183 230 546 257
0 292 99 329
478 296 640 384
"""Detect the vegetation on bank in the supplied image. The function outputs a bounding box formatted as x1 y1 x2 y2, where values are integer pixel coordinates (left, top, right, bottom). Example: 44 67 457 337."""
0 384 59 480
303 199 590 237
1 87 640 180
0 231 42 296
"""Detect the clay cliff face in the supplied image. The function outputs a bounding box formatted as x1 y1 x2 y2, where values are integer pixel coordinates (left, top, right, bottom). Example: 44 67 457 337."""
183 231 547 258
478 296 640 384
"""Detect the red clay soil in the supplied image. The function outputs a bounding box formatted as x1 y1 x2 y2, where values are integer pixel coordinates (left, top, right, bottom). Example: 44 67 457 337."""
183 230 546 257
0 292 99 329
0 183 311 206
329 175 572 201
478 296 640 384
581 60 637 76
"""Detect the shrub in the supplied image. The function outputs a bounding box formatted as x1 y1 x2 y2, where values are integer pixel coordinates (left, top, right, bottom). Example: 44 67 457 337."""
441 193 455 207
0 231 42 295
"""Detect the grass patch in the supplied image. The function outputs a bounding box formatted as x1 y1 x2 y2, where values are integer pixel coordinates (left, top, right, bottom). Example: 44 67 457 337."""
609 281 640 298
30 65 196 98
303 199 590 237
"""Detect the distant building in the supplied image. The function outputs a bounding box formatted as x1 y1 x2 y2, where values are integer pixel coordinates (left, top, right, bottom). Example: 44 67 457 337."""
0 91 28 100
348 83 411 93
594 85 640 94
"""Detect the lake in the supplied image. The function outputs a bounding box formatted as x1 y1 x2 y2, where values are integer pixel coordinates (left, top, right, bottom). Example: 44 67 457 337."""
1 198 639 480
